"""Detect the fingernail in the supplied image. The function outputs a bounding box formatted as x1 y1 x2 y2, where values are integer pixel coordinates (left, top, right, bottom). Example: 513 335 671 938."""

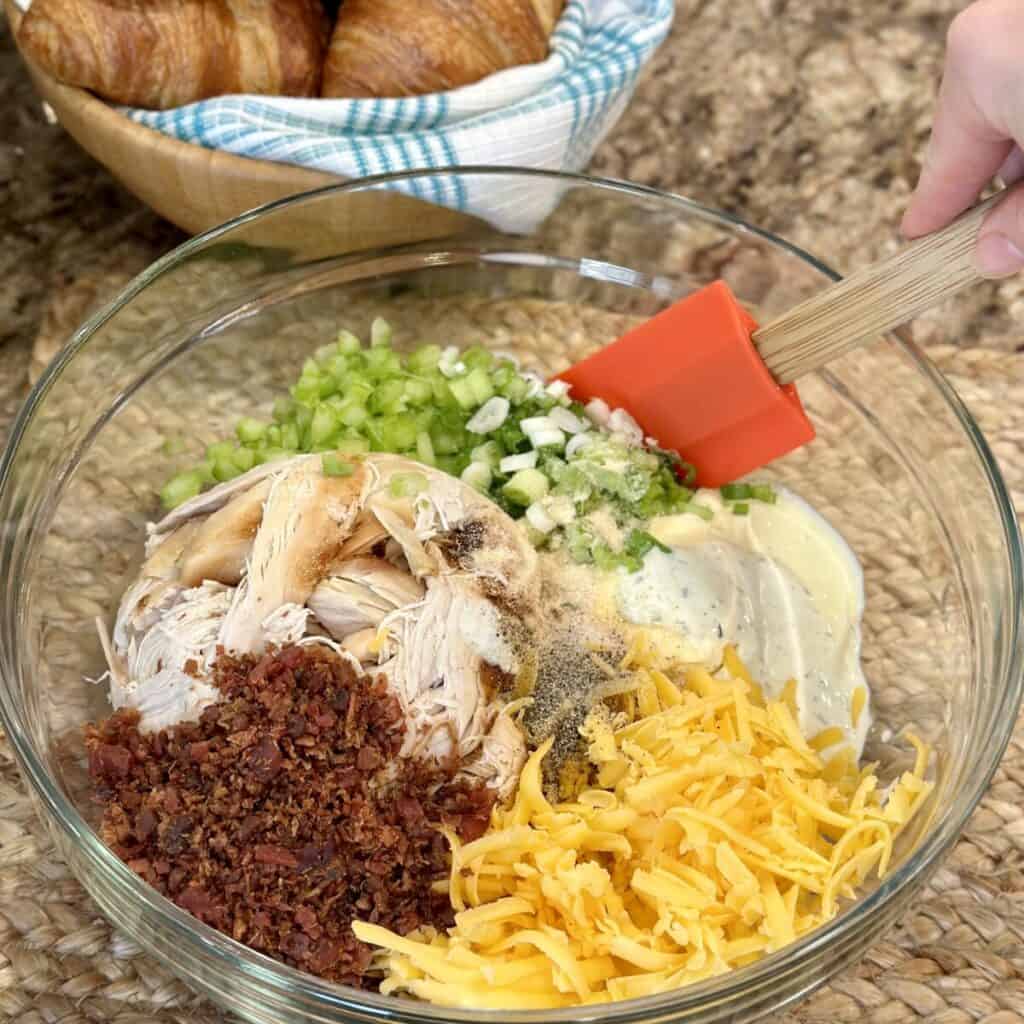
976 233 1024 278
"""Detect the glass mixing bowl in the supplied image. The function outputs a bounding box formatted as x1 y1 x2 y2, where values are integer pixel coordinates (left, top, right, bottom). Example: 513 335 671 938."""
0 169 1020 1024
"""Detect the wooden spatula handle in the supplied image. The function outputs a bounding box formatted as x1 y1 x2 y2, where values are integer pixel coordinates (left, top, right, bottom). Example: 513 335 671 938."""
752 191 1007 385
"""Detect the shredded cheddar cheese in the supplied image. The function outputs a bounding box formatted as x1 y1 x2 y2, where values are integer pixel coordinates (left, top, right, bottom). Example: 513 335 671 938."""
354 646 931 1009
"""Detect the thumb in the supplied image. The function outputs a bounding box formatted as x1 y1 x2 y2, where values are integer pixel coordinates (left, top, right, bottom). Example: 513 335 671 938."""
976 183 1024 278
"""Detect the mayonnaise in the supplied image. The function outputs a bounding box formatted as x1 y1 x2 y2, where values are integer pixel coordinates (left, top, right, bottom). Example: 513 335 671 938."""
616 485 870 758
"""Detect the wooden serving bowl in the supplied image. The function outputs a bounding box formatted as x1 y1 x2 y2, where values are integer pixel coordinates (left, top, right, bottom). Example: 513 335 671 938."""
5 0 478 244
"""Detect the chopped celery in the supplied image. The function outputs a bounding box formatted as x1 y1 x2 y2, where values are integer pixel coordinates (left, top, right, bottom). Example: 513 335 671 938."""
315 342 338 365
256 447 289 465
462 346 494 371
322 453 355 477
160 471 203 509
470 440 503 468
732 502 750 516
408 344 442 373
325 353 350 380
272 397 295 423
430 422 465 455
345 379 374 403
503 468 549 506
293 404 314 436
164 328 707 567
370 378 406 414
206 440 234 463
404 379 433 406
378 414 419 451
235 418 266 446
335 437 371 456
232 447 256 473
502 376 530 403
389 472 428 497
371 317 392 348
280 423 300 451
292 378 320 406
337 399 369 428
461 461 492 492
447 375 479 410
337 330 362 354
310 406 339 446
212 458 239 483
466 366 494 405
435 453 471 477
416 431 436 466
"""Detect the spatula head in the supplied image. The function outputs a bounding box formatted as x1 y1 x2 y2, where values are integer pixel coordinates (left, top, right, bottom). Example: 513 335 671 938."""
557 281 815 487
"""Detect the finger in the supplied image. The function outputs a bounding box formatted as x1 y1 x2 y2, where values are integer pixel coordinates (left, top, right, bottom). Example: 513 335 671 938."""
975 180 1024 277
997 145 1024 187
902 8 1014 238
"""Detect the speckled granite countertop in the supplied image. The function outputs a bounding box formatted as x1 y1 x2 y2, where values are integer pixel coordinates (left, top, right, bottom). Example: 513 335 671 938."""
1 0 1021 387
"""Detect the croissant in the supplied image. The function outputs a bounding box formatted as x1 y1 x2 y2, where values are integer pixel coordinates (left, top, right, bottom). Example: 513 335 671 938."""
16 0 330 110
321 0 566 99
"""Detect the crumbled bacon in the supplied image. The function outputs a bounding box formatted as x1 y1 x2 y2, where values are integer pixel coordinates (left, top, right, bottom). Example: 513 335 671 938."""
85 643 497 987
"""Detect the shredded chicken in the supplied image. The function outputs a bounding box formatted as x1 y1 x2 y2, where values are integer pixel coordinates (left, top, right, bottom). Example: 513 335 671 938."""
103 453 534 794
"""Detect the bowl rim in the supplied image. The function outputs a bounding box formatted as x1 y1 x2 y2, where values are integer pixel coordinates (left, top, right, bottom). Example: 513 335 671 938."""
2 167 1022 1023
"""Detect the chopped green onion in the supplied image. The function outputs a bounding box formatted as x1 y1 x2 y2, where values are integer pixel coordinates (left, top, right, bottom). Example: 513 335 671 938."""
625 529 670 559
732 502 750 516
686 502 715 522
162 329 705 557
720 483 752 501
750 484 776 504
321 453 355 477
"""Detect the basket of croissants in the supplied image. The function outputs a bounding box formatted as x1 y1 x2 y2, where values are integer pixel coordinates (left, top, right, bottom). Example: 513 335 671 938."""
7 0 674 234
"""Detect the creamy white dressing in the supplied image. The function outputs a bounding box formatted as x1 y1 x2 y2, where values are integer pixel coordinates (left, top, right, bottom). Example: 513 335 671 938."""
615 485 870 758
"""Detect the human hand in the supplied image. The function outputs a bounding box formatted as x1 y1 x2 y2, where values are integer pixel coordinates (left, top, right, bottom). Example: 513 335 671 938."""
902 0 1024 277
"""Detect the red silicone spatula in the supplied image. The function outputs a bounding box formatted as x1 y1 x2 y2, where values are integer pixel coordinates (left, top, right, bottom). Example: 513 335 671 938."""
557 191 1006 487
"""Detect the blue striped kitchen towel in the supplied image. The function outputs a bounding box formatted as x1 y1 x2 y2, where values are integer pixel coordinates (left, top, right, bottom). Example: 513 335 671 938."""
120 0 675 231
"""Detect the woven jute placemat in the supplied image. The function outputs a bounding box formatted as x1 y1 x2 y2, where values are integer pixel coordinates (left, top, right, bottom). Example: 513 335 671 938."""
1 295 1024 1024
